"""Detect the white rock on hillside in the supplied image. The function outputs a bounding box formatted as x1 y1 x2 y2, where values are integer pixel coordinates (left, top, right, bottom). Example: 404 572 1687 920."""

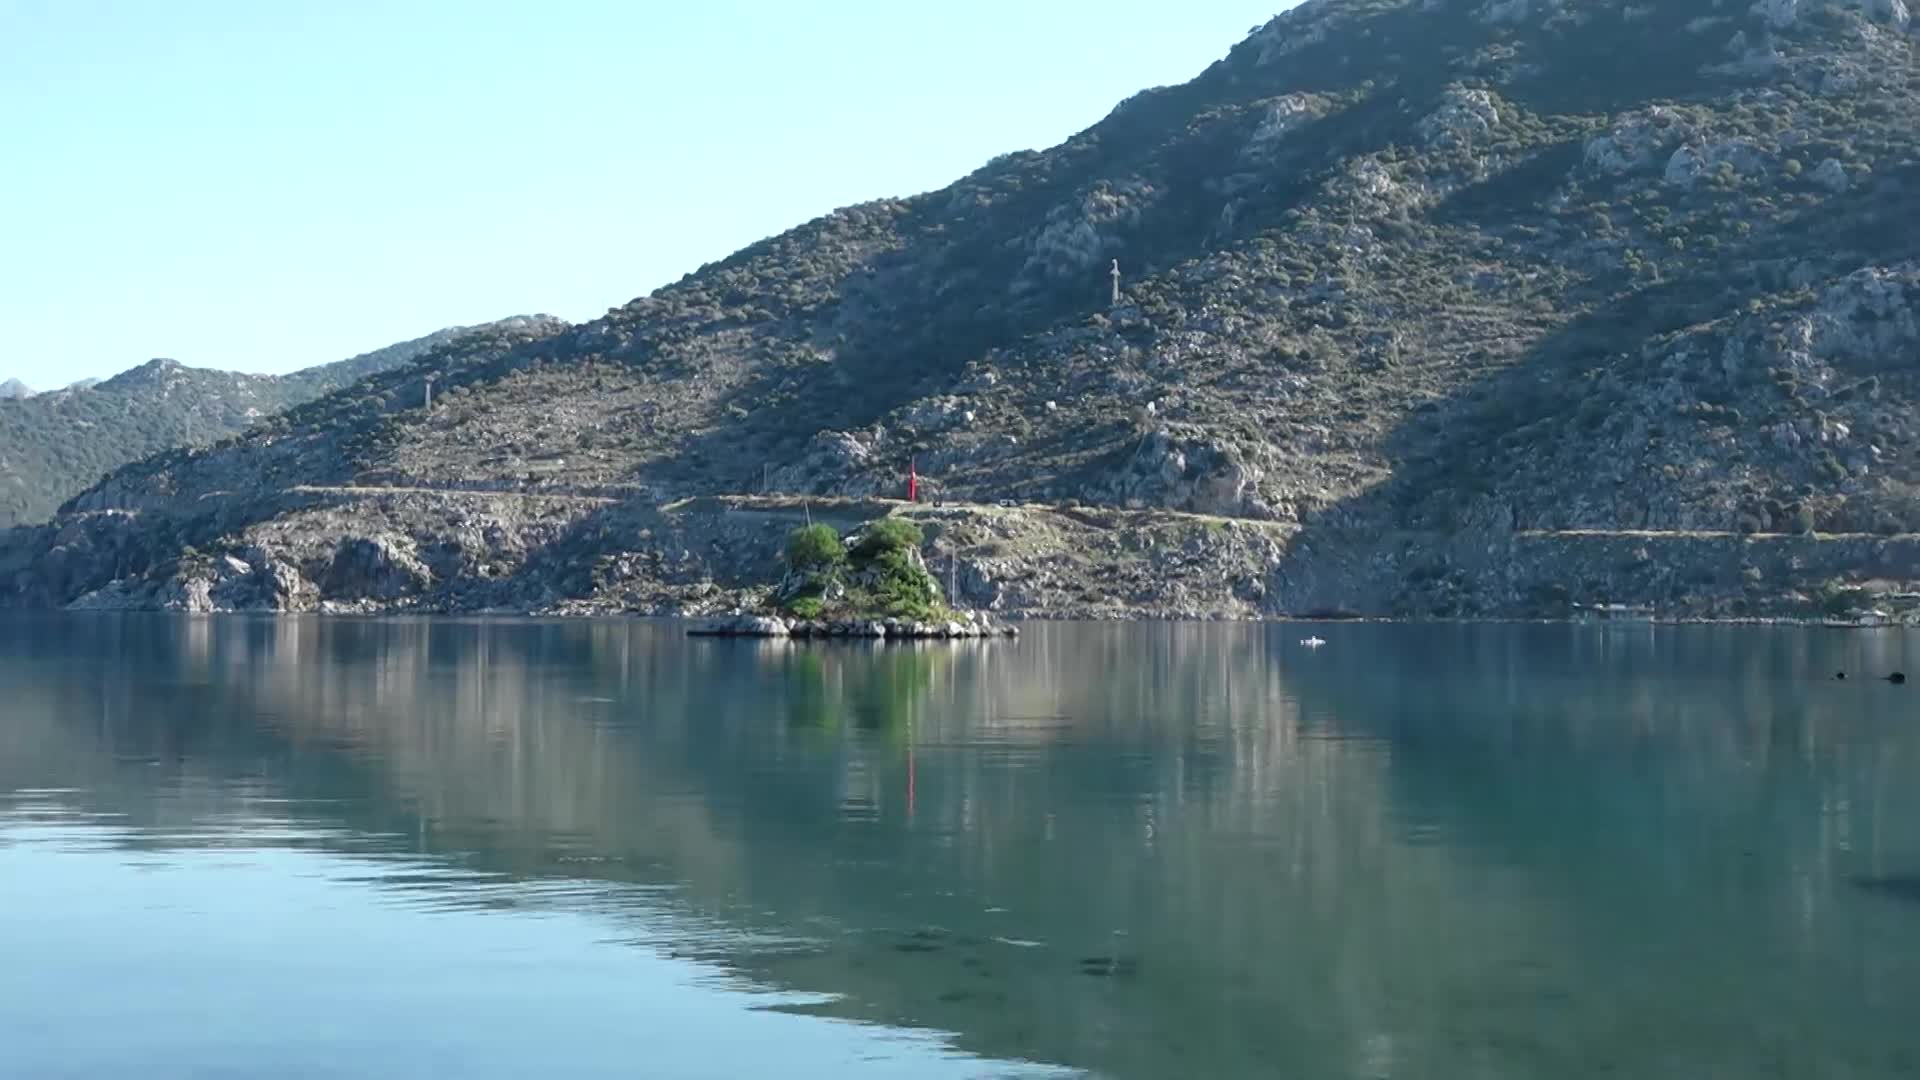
1418 88 1501 148
1751 0 1909 29
1848 0 1912 29
1245 94 1325 155
1106 426 1276 519
1663 139 1770 186
322 535 432 601
1020 179 1156 286
1343 158 1407 206
1246 2 1332 65
1583 107 1689 174
896 396 973 434
767 429 882 494
1806 264 1920 364
1480 0 1564 25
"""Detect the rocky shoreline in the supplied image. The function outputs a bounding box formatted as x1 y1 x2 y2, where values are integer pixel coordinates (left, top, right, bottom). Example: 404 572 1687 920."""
6 490 1920 626
686 611 1019 639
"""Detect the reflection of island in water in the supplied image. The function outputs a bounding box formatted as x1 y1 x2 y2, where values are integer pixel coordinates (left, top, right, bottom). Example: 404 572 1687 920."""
4 616 1920 1079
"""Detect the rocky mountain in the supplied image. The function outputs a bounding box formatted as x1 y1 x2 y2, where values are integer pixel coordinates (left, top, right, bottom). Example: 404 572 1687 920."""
6 0 1920 621
0 318 564 525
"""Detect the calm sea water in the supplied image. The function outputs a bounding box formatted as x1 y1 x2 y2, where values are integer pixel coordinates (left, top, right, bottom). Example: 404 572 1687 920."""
2 615 1918 1079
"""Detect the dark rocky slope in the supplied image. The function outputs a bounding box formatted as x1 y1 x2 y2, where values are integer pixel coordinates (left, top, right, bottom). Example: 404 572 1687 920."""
5 0 1920 621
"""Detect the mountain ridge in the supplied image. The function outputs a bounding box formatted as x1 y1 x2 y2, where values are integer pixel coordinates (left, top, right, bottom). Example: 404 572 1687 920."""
5 0 1919 621
0 316 566 525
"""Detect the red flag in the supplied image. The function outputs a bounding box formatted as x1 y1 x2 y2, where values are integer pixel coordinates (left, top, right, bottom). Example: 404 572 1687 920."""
907 458 919 503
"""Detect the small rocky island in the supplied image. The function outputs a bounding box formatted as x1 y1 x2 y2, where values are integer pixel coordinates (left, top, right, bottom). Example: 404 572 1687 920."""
690 518 1016 640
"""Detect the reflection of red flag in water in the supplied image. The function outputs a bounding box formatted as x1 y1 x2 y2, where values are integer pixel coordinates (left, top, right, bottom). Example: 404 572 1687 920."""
908 458 918 502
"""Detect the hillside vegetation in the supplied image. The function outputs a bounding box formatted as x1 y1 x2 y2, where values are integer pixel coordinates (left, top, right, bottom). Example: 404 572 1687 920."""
6 0 1920 621
0 317 564 524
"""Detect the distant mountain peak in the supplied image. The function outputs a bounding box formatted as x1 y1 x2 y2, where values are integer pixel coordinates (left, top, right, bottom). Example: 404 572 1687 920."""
95 358 189 394
129 357 182 375
0 378 34 400
0 317 567 524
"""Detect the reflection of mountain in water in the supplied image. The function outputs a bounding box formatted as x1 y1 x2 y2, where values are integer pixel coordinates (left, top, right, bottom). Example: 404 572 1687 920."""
3 617 1919 1078
1279 623 1920 894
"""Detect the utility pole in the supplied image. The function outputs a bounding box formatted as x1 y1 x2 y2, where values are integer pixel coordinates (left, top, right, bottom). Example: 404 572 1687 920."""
424 375 436 412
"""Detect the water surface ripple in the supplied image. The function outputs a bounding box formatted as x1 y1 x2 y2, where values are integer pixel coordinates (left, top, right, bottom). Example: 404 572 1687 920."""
2 615 1918 1078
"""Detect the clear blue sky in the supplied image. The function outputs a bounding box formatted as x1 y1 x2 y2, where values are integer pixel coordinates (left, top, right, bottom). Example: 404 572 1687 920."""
1 0 1290 388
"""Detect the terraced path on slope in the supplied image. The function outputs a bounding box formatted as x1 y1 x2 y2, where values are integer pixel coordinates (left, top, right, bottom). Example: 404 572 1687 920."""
284 485 1920 543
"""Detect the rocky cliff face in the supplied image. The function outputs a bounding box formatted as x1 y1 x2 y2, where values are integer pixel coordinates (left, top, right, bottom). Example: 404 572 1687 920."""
5 0 1920 621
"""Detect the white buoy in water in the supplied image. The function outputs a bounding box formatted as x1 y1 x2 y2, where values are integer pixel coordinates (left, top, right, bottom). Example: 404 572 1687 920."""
1301 636 1327 648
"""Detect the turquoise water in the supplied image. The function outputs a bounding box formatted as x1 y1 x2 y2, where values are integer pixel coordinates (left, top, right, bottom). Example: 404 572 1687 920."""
2 616 1918 1078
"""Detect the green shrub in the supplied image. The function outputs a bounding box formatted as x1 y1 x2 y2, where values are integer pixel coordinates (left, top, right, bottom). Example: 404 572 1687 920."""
785 524 845 572
1815 451 1848 485
1818 583 1867 617
785 595 825 620
868 547 942 619
851 518 924 562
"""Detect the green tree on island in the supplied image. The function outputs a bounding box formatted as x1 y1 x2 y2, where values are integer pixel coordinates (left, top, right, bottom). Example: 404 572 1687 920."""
781 518 946 622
